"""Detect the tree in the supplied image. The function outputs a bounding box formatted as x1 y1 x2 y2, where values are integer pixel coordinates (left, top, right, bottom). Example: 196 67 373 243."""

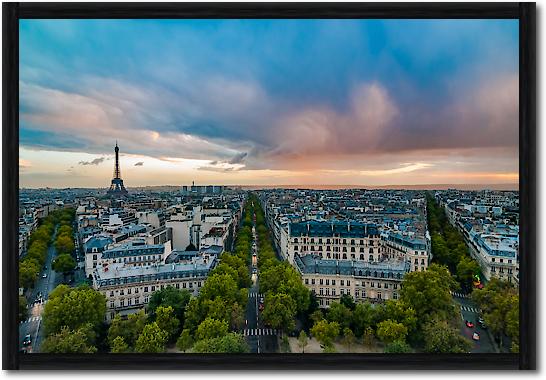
363 327 375 347
298 330 309 353
108 310 147 348
147 286 191 324
456 256 481 291
339 294 356 311
352 302 375 337
55 234 74 256
176 329 194 352
229 302 245 331
110 336 129 353
327 302 352 330
385 340 412 353
399 264 456 325
43 285 106 336
19 260 39 289
311 320 340 348
342 328 355 352
191 333 250 353
155 305 180 341
310 310 324 325
423 318 472 353
376 320 408 344
262 293 297 333
196 318 229 341
135 322 168 353
41 325 97 353
19 296 28 323
52 254 76 275
199 273 241 305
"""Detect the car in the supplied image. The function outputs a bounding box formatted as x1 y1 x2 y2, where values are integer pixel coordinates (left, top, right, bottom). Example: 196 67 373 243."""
472 332 480 341
42 273 47 278
259 297 264 304
252 268 257 274
22 334 32 346
258 304 264 311
465 320 474 328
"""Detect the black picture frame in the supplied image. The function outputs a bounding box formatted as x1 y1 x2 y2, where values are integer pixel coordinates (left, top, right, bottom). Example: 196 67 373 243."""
2 2 536 370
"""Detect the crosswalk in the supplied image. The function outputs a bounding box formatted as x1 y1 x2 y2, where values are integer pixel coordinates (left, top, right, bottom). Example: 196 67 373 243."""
450 291 469 299
248 292 264 299
460 305 480 313
242 328 278 336
21 316 41 324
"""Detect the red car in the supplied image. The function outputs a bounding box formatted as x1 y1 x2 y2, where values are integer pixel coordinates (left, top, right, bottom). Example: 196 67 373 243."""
465 320 474 328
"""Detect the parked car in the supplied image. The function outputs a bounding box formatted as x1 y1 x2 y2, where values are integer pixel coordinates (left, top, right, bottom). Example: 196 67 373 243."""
472 332 480 341
465 320 474 328
42 273 47 278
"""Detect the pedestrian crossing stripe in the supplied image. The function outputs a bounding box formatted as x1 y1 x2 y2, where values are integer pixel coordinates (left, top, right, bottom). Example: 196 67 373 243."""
248 293 264 299
21 316 42 324
242 328 277 336
450 291 469 298
459 305 480 313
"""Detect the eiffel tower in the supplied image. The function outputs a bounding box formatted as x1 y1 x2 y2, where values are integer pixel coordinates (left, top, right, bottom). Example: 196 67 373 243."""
107 141 128 197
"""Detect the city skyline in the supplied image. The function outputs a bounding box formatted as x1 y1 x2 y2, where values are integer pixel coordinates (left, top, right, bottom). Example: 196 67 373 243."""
20 19 519 188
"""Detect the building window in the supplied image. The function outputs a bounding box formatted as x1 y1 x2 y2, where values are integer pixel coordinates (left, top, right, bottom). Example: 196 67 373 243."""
144 286 148 292
393 293 398 300
320 279 324 285
342 254 347 259
326 279 330 285
110 291 114 297
305 279 309 285
110 301 114 308
377 292 382 300
347 280 350 286
319 288 324 295
340 280 345 286
311 279 315 285
151 286 155 292
332 280 336 286
127 288 132 295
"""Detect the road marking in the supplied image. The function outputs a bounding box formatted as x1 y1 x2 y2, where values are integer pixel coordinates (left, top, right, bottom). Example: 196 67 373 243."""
242 328 278 336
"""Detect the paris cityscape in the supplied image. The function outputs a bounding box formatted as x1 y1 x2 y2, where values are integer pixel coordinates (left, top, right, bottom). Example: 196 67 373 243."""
19 19 519 354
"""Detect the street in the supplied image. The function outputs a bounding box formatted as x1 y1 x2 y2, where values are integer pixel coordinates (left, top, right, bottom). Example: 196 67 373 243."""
453 294 496 353
243 210 278 353
19 228 62 353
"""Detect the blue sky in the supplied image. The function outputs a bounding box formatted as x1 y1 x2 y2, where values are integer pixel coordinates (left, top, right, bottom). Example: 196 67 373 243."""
19 19 519 187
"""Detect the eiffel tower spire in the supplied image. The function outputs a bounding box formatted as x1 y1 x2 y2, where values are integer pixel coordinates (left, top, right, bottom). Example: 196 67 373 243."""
107 141 128 197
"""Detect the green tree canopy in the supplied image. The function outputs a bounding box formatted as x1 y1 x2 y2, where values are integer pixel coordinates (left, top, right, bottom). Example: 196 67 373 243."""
135 322 168 353
351 302 375 337
196 317 229 341
107 310 148 348
423 318 472 353
176 329 194 352
147 286 191 323
327 302 353 330
376 319 408 344
311 320 340 348
52 254 76 275
41 324 97 354
262 293 297 333
110 336 129 353
384 340 412 353
399 263 456 325
155 305 180 341
191 333 250 353
298 330 309 353
43 285 106 336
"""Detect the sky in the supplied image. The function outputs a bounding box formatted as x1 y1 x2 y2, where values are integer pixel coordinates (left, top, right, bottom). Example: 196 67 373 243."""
19 19 519 188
